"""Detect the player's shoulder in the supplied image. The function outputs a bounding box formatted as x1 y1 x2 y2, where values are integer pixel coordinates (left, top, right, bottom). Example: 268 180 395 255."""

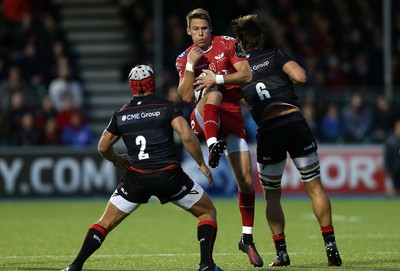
214 35 236 47
214 35 237 42
212 36 237 54
145 94 171 105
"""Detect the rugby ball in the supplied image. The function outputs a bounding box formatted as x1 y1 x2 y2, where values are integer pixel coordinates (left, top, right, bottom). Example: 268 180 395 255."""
194 72 206 102
194 72 219 102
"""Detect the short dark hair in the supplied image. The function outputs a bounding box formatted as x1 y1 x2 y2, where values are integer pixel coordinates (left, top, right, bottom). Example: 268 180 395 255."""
186 8 211 28
231 14 265 52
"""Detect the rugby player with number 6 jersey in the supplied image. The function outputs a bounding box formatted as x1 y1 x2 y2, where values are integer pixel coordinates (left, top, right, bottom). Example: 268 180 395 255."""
231 14 342 267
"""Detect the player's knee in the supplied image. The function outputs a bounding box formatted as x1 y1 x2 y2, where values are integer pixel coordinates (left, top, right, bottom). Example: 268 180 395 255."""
236 174 253 192
205 90 223 105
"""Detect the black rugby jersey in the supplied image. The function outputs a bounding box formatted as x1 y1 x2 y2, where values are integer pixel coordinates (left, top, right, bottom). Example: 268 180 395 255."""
106 94 182 171
241 48 300 123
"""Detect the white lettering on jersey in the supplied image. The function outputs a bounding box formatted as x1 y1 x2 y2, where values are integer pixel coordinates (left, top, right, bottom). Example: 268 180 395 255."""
251 60 270 71
121 111 161 122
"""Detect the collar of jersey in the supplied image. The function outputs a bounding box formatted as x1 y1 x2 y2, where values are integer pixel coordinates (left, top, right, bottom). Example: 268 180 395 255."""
201 37 214 53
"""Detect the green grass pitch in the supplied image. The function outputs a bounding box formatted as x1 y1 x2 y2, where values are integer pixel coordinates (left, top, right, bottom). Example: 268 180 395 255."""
0 197 399 270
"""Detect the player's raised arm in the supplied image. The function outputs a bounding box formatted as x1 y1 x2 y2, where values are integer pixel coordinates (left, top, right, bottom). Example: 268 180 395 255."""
177 47 204 103
226 59 253 85
198 58 252 90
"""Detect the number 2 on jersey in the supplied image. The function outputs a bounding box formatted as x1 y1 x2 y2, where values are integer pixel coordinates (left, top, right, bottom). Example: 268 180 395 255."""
136 135 149 160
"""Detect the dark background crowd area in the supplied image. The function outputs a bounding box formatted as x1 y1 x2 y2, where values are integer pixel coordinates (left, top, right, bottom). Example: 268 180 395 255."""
0 0 90 147
1 0 400 147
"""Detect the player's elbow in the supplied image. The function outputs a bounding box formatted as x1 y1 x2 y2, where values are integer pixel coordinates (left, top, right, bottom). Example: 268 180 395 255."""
181 95 193 103
97 141 109 155
177 87 194 103
181 133 194 145
181 131 199 149
296 73 307 84
97 145 106 156
292 68 307 84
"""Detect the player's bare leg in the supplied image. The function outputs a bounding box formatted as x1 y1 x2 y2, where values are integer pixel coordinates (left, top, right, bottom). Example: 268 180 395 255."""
60 202 129 271
186 192 223 271
304 178 342 266
264 188 290 267
227 151 263 267
264 189 285 236
303 178 332 226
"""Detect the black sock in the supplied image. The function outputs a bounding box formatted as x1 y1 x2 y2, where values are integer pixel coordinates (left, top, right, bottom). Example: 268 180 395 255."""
241 233 253 244
198 221 217 266
321 225 336 244
272 233 287 253
71 224 108 268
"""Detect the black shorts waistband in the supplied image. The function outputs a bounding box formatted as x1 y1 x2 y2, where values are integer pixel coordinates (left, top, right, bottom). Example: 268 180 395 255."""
259 111 305 131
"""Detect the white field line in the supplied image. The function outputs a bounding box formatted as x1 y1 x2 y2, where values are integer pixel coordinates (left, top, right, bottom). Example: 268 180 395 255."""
307 233 400 239
301 213 361 222
1 250 399 260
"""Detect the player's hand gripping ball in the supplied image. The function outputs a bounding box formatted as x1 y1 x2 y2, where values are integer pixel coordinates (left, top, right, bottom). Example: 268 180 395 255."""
194 72 219 102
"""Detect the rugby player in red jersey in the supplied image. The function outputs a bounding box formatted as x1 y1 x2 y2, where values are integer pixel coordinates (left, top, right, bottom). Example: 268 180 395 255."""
176 8 263 268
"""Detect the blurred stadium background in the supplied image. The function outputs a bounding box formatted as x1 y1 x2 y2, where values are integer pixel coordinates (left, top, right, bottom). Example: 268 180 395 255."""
1 0 400 198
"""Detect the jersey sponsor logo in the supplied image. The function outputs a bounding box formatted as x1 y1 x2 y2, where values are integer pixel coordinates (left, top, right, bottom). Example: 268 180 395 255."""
251 60 270 71
122 113 140 121
214 52 224 60
195 63 209 70
121 111 161 122
178 50 188 58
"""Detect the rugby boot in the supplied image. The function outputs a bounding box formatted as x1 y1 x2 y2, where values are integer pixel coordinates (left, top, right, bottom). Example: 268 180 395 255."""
60 265 81 271
238 238 264 267
269 251 290 267
326 242 342 266
208 140 227 168
198 262 224 271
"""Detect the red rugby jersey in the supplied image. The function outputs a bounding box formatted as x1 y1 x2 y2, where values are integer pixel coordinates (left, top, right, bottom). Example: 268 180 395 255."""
176 35 246 113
